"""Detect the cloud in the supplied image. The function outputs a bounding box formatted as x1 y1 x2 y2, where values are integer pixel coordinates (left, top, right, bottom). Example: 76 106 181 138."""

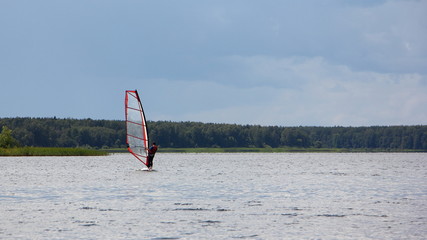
161 56 427 126
342 0 427 73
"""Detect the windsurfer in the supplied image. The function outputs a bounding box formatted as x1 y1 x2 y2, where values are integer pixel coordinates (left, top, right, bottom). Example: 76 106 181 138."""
147 142 158 170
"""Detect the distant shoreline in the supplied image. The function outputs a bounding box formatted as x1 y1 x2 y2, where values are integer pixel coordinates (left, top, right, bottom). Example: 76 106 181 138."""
107 147 427 153
2 147 425 156
0 147 108 156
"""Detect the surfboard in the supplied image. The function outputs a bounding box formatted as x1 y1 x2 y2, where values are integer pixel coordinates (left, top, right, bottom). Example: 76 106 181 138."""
136 168 156 172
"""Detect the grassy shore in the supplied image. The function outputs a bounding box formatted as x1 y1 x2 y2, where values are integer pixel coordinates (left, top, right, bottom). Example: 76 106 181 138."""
107 147 426 153
160 147 427 153
0 147 108 156
3 147 422 156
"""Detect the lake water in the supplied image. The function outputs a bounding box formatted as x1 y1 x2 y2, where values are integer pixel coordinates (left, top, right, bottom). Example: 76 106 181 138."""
0 153 426 239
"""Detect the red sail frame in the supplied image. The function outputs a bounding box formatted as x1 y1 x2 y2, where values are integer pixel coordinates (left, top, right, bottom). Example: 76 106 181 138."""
125 90 149 165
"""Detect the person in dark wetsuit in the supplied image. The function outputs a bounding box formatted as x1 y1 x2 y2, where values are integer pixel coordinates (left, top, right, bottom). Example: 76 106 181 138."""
147 142 158 170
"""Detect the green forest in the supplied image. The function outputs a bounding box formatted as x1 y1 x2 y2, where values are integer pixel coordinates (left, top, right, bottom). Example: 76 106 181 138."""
1 117 426 150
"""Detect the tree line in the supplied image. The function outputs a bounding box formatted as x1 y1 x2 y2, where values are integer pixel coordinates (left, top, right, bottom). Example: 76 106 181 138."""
1 117 426 150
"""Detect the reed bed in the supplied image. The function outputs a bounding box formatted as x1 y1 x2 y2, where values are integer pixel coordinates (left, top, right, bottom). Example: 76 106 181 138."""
0 147 108 156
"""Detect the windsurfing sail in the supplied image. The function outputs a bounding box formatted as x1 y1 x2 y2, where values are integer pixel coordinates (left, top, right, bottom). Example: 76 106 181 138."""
125 90 149 165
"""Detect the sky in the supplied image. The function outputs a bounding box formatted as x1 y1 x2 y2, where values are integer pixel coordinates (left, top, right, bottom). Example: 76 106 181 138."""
1 0 426 127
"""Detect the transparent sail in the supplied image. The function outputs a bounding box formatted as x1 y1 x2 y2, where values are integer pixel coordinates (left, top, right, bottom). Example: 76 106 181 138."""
125 90 149 165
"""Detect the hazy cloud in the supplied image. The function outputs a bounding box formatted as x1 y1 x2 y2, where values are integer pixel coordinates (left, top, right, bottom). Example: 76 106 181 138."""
164 56 427 126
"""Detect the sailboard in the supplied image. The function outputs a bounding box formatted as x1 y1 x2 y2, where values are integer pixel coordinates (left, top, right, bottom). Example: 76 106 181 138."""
125 90 149 166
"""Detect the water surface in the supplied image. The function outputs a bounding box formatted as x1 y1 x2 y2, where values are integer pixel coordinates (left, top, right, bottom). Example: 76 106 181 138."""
1 153 426 239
